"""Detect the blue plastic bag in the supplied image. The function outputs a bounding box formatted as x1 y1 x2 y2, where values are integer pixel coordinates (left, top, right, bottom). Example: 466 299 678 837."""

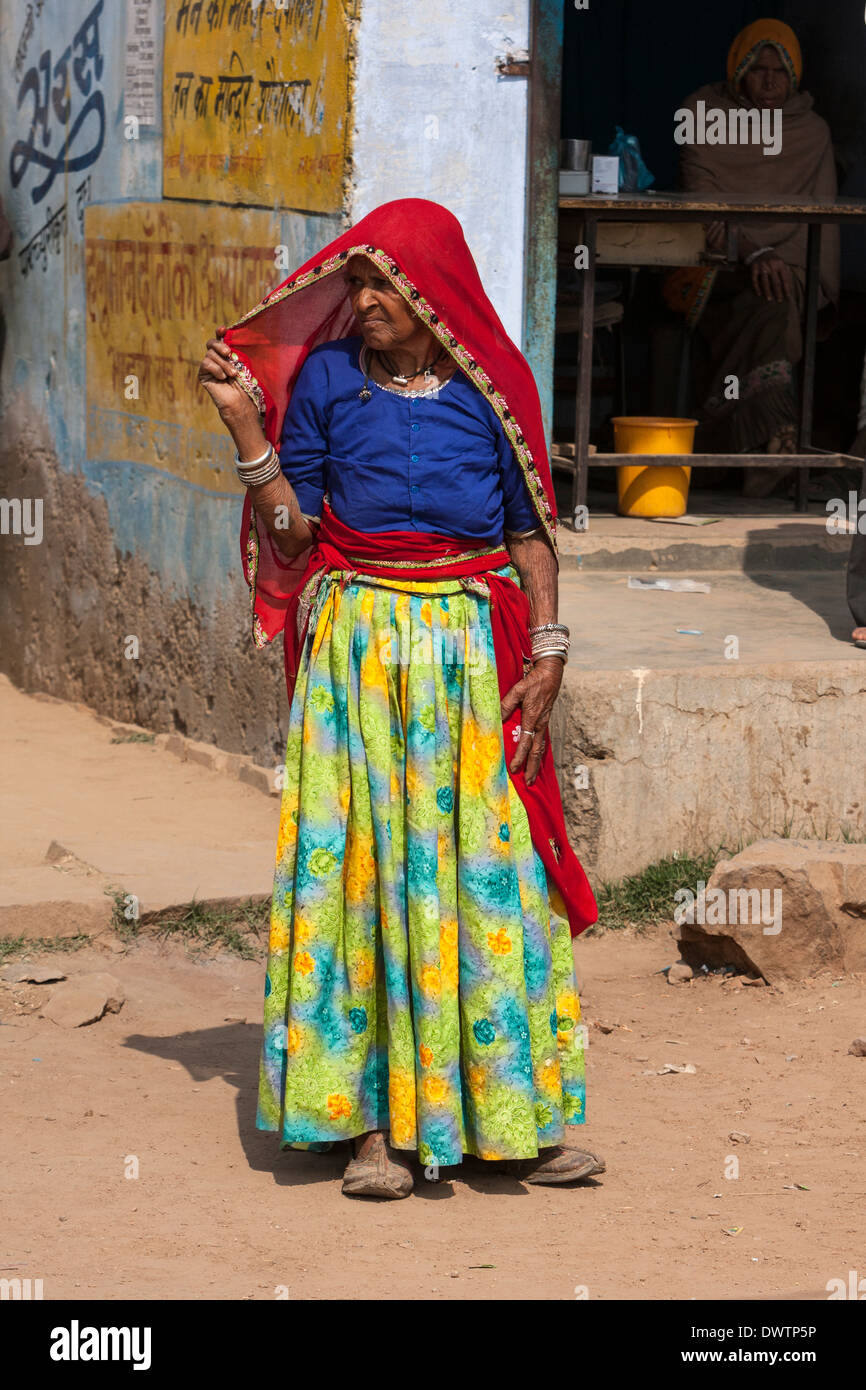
608 126 655 192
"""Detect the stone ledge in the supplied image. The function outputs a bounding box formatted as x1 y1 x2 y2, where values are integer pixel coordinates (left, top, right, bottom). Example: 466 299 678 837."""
152 732 277 795
556 536 851 573
0 898 116 940
552 661 866 883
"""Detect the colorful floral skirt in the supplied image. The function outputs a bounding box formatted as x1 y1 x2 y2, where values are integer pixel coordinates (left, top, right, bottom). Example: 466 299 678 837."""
257 567 586 1166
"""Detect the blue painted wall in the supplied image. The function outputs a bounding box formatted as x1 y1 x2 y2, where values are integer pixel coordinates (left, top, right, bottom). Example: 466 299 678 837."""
0 0 338 614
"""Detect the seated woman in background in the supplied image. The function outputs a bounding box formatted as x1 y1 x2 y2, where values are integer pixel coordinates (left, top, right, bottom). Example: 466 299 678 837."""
670 19 839 492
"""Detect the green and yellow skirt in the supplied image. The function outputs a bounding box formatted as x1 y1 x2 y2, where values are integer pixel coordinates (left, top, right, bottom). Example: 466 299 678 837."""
257 567 585 1167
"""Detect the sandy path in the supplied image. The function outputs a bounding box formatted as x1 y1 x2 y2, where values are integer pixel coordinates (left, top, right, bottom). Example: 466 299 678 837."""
1 929 862 1301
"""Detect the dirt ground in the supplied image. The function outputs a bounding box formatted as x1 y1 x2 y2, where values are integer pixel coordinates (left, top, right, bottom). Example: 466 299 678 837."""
1 927 863 1302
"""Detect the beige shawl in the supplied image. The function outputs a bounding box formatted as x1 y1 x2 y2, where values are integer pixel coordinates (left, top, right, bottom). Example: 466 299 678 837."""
678 82 839 303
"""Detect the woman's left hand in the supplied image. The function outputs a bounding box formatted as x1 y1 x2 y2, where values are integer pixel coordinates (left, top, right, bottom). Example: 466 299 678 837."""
750 253 793 303
501 656 563 786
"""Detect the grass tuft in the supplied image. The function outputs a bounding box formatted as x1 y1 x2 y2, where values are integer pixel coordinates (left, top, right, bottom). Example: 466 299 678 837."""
146 897 269 959
591 846 730 933
2 897 270 963
0 933 95 962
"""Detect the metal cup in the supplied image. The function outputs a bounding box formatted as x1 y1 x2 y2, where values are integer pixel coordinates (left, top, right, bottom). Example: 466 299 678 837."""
560 139 591 171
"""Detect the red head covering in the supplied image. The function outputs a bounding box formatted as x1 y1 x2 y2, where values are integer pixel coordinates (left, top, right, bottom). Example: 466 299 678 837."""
225 198 555 527
223 198 557 644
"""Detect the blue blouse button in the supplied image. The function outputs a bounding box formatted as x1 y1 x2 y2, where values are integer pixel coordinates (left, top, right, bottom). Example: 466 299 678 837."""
411 422 420 431
411 453 419 462
410 484 419 493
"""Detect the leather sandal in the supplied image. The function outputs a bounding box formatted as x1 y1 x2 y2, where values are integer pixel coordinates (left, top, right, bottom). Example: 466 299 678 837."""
341 1132 414 1200
505 1144 606 1185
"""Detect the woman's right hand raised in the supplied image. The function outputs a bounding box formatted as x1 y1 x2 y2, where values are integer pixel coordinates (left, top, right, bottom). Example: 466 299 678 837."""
197 330 260 428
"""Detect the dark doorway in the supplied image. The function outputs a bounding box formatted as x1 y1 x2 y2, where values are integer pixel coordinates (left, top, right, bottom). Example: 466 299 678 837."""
555 0 866 507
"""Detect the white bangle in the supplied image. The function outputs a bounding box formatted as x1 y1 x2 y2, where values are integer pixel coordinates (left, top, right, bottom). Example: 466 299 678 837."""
235 442 273 468
744 245 775 266
505 525 544 540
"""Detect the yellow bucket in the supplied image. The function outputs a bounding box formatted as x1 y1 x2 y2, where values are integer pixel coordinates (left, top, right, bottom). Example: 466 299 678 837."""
613 416 698 518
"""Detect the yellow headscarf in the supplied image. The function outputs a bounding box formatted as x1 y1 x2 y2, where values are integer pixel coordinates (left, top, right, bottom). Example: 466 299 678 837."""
727 19 803 96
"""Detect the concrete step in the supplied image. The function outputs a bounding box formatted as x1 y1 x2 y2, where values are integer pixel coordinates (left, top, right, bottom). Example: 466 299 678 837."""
553 569 866 884
557 569 860 670
556 506 854 572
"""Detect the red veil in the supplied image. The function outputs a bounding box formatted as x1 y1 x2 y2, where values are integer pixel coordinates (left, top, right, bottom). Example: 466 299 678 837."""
223 198 597 935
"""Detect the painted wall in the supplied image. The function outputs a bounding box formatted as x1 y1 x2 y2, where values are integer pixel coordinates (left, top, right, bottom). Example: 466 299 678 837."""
162 0 352 209
350 1 530 347
0 0 536 765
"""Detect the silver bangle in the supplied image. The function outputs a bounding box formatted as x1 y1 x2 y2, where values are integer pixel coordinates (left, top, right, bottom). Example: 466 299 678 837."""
236 445 281 487
237 461 281 488
236 449 276 475
532 637 570 658
236 465 279 488
530 622 570 636
235 442 273 468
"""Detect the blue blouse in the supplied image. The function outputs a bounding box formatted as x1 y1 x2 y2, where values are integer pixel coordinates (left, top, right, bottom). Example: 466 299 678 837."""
277 336 539 539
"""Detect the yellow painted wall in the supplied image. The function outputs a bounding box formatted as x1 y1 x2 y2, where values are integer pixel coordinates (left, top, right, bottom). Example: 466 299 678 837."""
163 0 351 213
84 201 282 492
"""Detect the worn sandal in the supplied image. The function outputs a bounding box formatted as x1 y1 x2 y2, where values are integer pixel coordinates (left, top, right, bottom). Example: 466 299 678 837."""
506 1145 606 1185
341 1133 414 1200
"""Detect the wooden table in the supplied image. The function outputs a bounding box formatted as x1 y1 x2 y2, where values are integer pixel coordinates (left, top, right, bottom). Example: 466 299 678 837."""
558 191 866 521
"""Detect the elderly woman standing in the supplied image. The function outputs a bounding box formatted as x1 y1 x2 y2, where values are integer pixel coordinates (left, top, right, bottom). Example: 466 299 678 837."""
671 19 839 487
197 199 602 1199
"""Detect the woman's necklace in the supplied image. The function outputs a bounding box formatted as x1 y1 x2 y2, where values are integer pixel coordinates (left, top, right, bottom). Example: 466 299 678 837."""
358 343 448 402
378 347 446 386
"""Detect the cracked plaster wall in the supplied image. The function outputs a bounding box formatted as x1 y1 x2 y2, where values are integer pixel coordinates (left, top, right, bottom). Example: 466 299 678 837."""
551 662 866 883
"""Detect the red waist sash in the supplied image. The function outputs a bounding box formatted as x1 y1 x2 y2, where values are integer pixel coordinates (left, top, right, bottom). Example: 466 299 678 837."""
242 498 597 937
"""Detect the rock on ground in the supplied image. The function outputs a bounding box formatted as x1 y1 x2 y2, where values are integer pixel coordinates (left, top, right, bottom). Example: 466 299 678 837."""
667 962 693 984
42 973 125 1028
677 838 866 986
